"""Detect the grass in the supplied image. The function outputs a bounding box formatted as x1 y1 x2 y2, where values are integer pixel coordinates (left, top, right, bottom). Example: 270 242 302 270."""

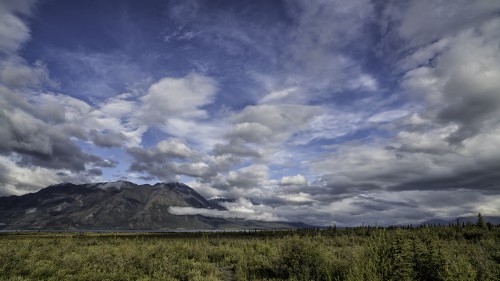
0 226 499 280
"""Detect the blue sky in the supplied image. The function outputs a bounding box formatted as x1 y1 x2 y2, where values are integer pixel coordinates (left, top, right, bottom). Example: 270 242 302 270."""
1 0 500 226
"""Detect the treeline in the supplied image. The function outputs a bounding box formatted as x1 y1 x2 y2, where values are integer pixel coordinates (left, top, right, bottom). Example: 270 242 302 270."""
0 221 499 280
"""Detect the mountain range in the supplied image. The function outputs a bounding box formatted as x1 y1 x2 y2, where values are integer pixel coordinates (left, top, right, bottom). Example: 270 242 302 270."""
0 181 306 230
421 216 500 226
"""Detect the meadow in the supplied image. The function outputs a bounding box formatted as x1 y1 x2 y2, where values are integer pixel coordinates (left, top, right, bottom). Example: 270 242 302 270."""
1 224 499 281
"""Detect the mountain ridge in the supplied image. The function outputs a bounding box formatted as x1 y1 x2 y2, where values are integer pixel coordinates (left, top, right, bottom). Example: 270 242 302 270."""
0 181 307 230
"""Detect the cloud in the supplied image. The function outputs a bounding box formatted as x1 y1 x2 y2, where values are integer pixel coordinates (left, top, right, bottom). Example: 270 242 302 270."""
368 109 410 123
384 0 500 47
226 122 274 144
51 50 151 99
127 138 229 181
191 102 330 195
234 104 319 142
278 193 315 204
0 156 57 196
259 87 300 105
127 139 198 180
280 174 308 186
0 91 116 172
139 72 217 124
312 124 500 195
402 18 500 144
169 198 287 222
0 59 55 89
301 20 500 223
0 155 100 196
0 70 222 194
0 0 35 54
281 4 500 223
226 165 268 189
263 0 378 99
88 129 127 148
213 139 261 158
127 141 186 164
126 73 225 151
155 139 194 158
0 1 132 194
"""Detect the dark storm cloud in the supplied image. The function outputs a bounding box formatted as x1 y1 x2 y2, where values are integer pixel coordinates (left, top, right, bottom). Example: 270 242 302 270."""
390 163 500 193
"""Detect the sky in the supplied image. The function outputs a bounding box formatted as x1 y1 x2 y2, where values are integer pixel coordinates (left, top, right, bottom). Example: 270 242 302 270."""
1 0 500 226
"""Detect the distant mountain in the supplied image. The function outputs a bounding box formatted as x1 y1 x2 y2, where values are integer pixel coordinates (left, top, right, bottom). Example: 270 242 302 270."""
456 216 500 225
421 216 500 226
0 181 306 230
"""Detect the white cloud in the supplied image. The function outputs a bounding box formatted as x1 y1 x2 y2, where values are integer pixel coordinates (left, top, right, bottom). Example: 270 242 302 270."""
368 109 410 123
280 174 308 186
175 161 213 178
259 87 300 104
234 104 319 141
140 72 217 123
226 122 274 144
156 139 194 158
0 156 57 195
169 198 287 222
112 73 227 151
279 193 315 203
0 155 100 196
226 165 269 189
395 129 452 155
402 18 500 143
0 1 32 54
161 117 225 151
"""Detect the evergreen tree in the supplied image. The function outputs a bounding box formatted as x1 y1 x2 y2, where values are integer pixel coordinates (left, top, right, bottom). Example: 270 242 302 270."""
476 213 486 229
388 231 415 281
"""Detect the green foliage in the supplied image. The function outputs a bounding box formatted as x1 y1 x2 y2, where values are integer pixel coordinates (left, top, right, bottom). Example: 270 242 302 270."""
279 235 334 280
0 225 499 280
477 213 486 229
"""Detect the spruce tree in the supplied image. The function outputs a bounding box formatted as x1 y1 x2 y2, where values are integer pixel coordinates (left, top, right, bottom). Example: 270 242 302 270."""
476 213 486 229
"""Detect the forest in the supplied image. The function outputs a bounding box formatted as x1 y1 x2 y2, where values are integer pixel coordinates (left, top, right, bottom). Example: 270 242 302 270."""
1 219 499 281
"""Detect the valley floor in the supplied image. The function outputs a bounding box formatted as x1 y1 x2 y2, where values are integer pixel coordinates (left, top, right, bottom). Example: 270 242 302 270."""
1 226 499 280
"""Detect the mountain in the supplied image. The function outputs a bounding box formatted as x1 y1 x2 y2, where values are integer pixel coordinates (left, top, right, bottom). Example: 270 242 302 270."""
0 181 305 230
455 216 500 225
421 216 500 226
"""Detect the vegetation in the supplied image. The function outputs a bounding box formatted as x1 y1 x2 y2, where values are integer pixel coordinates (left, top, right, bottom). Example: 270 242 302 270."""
1 223 499 280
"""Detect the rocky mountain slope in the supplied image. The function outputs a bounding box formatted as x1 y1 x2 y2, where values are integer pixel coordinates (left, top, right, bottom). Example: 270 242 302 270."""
0 181 304 230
